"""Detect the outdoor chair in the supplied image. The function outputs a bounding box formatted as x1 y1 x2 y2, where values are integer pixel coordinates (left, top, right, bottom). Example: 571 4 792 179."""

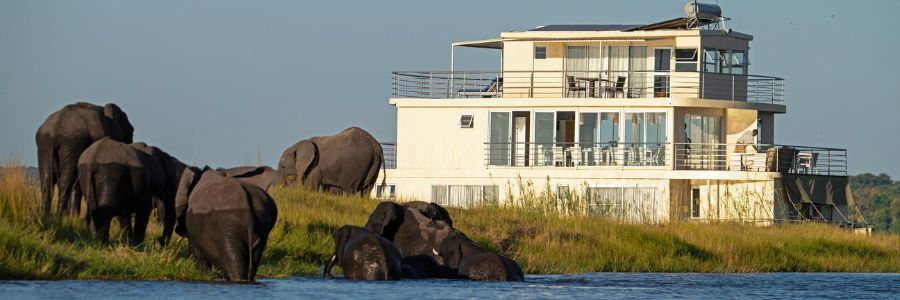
566 75 587 97
605 76 626 98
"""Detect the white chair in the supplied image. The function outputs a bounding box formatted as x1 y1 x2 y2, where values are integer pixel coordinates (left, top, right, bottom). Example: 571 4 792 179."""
552 146 564 167
570 146 582 167
796 152 819 174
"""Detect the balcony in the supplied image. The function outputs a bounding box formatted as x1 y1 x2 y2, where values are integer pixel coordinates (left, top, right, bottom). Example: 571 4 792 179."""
392 70 784 104
483 142 846 176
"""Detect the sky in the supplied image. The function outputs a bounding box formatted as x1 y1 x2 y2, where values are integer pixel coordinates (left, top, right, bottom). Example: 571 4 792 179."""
1 0 898 177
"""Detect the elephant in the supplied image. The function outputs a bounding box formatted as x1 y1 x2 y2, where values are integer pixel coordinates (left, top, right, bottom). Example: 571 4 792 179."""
77 138 185 245
364 201 457 278
323 225 403 280
36 102 134 217
438 231 524 282
215 166 277 191
277 127 384 195
175 166 279 282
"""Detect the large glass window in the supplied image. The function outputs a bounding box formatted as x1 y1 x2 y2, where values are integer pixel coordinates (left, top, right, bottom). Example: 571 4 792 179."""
684 113 724 170
534 112 555 166
624 112 667 166
489 112 510 166
653 48 671 97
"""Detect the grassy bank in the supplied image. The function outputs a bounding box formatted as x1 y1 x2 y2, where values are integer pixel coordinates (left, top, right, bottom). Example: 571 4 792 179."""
1 165 899 280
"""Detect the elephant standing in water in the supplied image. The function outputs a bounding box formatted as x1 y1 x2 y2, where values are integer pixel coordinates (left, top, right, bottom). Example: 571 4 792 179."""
77 138 186 245
365 201 458 278
175 167 278 282
277 127 384 195
36 102 134 216
365 201 524 281
324 225 403 280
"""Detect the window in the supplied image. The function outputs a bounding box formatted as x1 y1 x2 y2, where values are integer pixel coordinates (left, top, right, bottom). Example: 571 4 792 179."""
557 185 571 201
690 188 701 218
375 185 396 199
587 187 660 223
624 112 667 166
489 112 511 166
730 50 746 75
674 48 697 72
702 48 719 73
459 114 473 128
534 46 547 59
431 185 498 207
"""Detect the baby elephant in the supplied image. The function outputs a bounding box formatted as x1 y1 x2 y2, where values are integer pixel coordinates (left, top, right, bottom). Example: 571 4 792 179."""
175 167 278 282
439 231 525 282
324 225 403 280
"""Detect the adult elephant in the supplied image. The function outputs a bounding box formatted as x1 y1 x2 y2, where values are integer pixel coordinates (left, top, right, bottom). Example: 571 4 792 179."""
439 231 524 282
323 225 403 280
277 127 383 195
364 201 456 278
36 102 134 216
175 166 279 282
77 138 186 245
216 166 277 191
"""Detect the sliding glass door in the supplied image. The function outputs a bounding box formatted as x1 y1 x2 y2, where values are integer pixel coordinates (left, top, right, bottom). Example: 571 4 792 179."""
489 112 511 166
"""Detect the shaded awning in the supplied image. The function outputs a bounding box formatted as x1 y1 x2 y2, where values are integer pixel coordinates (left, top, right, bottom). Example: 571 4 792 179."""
782 174 850 205
452 39 503 49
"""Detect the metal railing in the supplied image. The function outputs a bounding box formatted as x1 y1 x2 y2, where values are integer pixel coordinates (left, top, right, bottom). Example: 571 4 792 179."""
483 142 847 176
673 143 847 176
392 70 784 104
484 142 670 168
381 143 396 169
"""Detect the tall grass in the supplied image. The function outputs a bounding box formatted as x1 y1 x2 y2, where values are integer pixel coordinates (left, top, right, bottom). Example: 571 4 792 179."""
1 159 898 280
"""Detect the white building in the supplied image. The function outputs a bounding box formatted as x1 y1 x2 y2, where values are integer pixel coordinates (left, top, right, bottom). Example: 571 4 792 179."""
375 5 854 224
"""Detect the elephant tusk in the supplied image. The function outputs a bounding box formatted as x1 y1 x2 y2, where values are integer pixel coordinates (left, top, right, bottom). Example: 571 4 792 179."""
432 248 439 255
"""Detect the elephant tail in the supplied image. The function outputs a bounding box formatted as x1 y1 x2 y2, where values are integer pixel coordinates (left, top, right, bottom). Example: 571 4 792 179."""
379 151 387 196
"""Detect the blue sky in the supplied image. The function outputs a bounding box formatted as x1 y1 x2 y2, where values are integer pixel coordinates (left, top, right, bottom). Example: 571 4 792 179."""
1 0 898 176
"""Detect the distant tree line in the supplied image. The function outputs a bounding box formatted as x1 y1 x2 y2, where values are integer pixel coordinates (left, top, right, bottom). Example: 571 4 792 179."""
851 173 899 234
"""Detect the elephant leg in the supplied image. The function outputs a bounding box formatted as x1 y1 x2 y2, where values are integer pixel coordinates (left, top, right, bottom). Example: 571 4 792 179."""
55 160 77 217
221 238 250 281
92 208 113 243
249 236 268 280
93 183 118 243
189 243 213 272
68 185 83 216
131 207 151 246
37 145 56 217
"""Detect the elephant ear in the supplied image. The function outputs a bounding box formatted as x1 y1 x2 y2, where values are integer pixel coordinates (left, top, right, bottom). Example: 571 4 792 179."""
364 202 405 240
294 140 319 182
333 225 355 261
174 166 202 237
103 103 134 143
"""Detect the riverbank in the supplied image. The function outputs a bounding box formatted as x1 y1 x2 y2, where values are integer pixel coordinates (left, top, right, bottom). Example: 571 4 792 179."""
1 166 898 280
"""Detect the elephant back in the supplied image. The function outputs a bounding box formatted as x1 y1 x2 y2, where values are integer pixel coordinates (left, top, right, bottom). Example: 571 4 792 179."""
78 138 146 168
187 172 252 214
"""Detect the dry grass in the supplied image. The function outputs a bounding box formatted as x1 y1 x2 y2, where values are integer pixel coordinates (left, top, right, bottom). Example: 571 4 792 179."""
1 159 898 280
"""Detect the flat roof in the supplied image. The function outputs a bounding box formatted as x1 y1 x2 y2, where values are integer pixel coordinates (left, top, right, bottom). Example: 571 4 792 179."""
529 24 643 32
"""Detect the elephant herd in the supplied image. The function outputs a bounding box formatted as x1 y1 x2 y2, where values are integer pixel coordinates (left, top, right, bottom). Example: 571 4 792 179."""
33 101 522 282
327 201 524 281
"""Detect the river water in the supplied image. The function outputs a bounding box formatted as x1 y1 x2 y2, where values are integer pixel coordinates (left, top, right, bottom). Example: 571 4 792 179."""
2 273 898 299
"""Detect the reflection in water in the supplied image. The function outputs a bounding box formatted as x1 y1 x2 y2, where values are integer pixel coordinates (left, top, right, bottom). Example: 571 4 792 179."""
2 273 898 299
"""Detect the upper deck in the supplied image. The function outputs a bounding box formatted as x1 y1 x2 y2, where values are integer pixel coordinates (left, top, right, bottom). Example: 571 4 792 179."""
392 25 785 110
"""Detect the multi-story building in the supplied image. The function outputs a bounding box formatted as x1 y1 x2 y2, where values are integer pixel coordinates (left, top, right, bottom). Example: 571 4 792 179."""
375 4 855 224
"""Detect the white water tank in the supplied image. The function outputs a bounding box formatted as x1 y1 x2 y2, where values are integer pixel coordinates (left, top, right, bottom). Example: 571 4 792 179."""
684 2 722 20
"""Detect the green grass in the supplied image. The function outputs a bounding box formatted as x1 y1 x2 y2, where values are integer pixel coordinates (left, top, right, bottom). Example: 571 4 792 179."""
1 163 898 280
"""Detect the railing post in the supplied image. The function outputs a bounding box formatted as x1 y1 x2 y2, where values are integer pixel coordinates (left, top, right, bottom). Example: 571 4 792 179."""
731 74 735 101
530 71 534 98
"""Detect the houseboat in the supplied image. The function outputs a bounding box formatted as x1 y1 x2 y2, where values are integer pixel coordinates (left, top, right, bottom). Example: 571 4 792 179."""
375 3 856 225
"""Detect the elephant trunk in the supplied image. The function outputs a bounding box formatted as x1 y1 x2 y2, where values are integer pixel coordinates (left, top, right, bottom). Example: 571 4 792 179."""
323 254 337 278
